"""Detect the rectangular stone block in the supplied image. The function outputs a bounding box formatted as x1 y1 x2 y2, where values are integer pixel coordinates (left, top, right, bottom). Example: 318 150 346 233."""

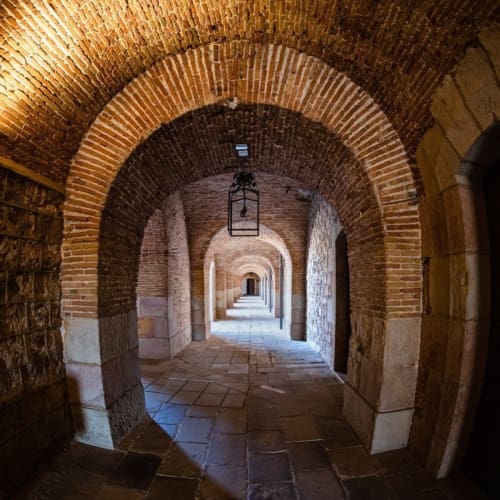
430 75 481 157
28 301 50 331
343 383 374 449
139 337 171 359
137 296 168 317
102 356 126 407
34 272 60 301
7 272 34 303
192 323 207 341
449 253 490 320
383 317 421 367
65 361 105 407
379 364 418 412
0 335 26 370
100 312 133 362
63 317 101 364
0 237 19 271
343 383 414 455
72 404 114 449
108 382 145 446
428 257 451 317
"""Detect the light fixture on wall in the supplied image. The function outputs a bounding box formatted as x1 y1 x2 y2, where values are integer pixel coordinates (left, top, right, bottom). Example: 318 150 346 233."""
228 144 259 237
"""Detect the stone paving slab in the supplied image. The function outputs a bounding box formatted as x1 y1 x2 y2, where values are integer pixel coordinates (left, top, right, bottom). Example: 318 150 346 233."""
17 298 487 500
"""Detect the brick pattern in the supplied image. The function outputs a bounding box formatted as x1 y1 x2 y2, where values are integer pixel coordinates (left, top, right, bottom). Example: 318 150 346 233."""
136 193 192 359
182 172 309 334
164 192 192 354
137 209 168 297
0 166 71 494
0 2 494 178
59 43 424 320
306 193 343 370
63 100 420 321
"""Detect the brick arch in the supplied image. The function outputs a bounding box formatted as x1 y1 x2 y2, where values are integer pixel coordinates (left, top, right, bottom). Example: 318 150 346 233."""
62 41 422 453
63 41 420 319
229 257 276 276
229 255 278 312
204 223 294 337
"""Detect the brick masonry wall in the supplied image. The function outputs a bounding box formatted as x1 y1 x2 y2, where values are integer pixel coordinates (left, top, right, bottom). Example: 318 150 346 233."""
60 51 423 321
306 193 343 371
0 166 71 495
137 193 192 359
137 209 168 298
0 2 494 179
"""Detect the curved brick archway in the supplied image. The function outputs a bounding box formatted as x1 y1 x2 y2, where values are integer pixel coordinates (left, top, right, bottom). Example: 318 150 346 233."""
61 42 422 454
229 257 278 315
204 224 293 336
63 42 420 318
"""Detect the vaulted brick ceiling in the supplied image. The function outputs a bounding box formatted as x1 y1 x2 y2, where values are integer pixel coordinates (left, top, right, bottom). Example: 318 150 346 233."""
0 0 497 180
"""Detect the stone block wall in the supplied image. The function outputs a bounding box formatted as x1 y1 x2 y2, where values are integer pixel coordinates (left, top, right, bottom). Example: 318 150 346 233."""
0 166 71 495
306 193 343 370
410 29 500 477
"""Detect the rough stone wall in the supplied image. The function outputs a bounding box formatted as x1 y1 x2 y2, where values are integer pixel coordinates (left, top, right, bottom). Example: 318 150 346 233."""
0 166 71 495
137 209 168 297
306 193 343 370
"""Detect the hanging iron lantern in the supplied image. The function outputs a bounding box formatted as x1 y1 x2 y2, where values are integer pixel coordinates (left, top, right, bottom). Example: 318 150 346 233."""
228 144 259 237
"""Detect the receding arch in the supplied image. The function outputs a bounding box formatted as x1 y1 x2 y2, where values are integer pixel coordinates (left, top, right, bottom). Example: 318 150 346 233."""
204 223 293 338
61 42 421 455
63 42 420 320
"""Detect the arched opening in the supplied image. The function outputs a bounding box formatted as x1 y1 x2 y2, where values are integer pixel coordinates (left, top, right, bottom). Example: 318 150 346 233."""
243 272 259 296
334 230 351 375
204 221 295 339
60 50 421 455
1 4 497 496
459 125 500 498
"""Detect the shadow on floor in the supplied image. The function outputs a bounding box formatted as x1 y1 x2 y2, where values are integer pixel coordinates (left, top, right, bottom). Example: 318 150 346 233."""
13 299 487 499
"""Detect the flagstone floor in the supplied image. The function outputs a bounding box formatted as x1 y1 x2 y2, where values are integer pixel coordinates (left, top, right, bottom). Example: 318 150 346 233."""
17 297 486 499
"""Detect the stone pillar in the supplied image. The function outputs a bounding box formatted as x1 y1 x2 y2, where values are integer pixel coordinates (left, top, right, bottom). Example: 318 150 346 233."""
137 297 169 358
290 293 306 340
64 311 145 448
226 276 234 309
343 315 421 454
215 266 227 319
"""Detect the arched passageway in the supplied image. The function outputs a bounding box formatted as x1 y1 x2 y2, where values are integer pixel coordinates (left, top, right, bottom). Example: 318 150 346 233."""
0 3 498 496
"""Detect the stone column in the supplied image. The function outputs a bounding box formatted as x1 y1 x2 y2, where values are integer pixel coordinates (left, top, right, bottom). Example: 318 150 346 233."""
215 264 227 319
343 315 421 454
64 312 145 448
